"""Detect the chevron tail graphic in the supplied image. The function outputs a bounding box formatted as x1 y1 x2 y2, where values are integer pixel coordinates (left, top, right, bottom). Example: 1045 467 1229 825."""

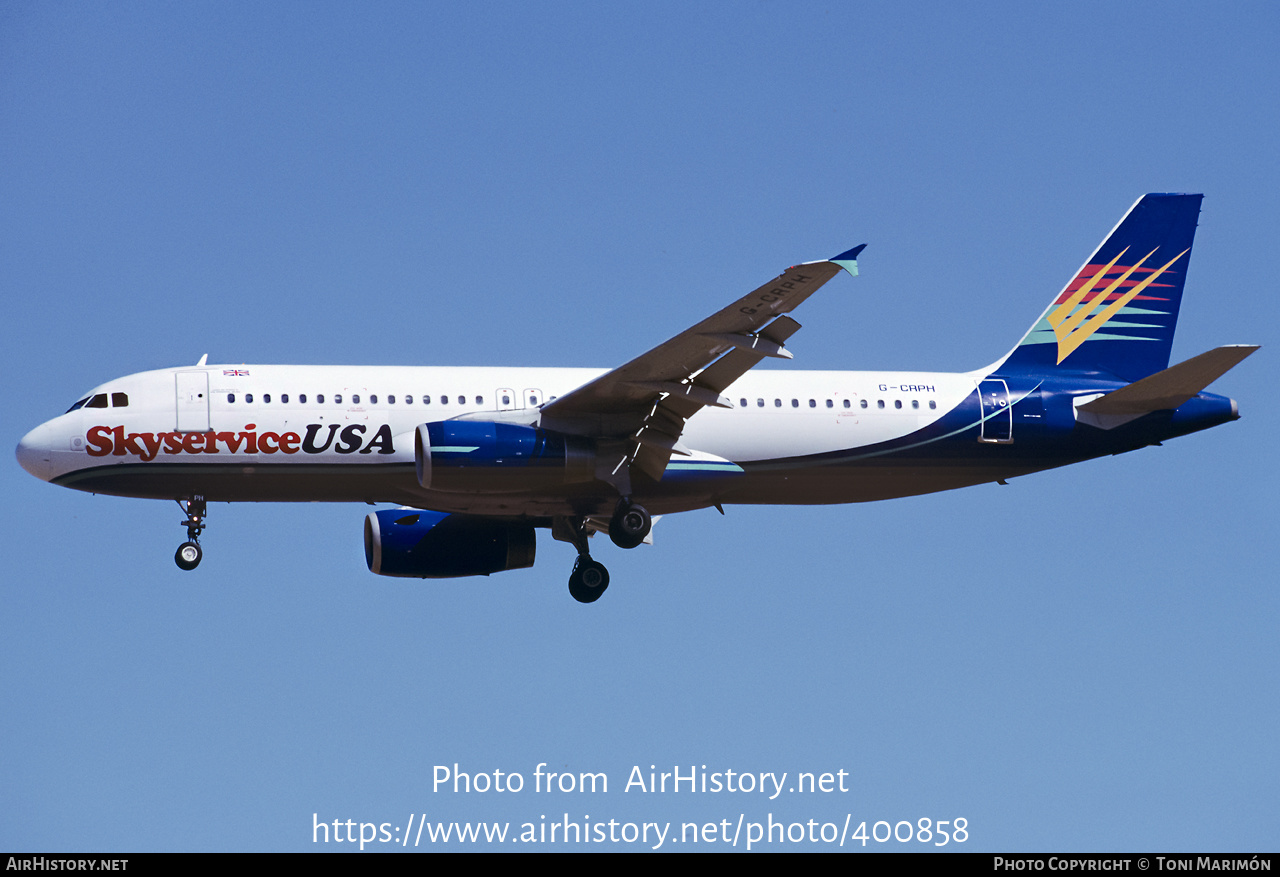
1047 246 1189 364
1002 193 1203 382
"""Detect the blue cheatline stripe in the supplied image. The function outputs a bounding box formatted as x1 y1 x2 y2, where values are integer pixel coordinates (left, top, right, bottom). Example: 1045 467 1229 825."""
664 462 745 472
775 383 1043 466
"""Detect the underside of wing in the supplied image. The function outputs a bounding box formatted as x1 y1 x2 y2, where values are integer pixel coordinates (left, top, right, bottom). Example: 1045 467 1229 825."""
540 245 865 483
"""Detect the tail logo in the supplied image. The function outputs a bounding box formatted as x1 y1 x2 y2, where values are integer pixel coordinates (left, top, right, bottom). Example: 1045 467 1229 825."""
1047 246 1189 364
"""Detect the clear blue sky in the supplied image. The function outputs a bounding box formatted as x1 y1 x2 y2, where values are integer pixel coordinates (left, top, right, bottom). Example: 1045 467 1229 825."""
2 1 1275 852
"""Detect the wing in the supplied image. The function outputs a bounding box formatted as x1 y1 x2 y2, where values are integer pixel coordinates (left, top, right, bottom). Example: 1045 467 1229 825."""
540 245 865 482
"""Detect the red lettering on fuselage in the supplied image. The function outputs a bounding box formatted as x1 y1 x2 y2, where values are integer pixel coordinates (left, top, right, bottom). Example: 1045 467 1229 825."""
86 426 113 457
81 424 395 458
217 431 245 452
135 432 163 461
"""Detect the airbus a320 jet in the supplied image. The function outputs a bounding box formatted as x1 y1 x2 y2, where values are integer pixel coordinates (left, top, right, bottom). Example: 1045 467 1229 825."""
17 194 1256 602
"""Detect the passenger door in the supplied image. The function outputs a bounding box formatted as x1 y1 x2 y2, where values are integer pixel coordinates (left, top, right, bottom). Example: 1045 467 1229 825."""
175 372 210 432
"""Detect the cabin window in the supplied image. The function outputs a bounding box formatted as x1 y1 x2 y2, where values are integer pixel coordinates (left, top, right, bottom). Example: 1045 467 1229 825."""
405 395 413 404
440 396 448 405
929 400 937 409
370 394 378 405
877 400 884 409
809 399 816 408
501 394 511 405
227 394 235 403
387 395 394 404
334 394 342 404
316 394 324 404
461 396 468 405
111 392 129 407
912 399 919 409
774 399 782 407
476 395 484 405
826 399 833 408
423 395 431 405
894 400 902 409
281 394 289 403
263 394 271 403
352 394 360 404
843 399 851 408
757 398 764 407
860 399 868 409
246 393 254 403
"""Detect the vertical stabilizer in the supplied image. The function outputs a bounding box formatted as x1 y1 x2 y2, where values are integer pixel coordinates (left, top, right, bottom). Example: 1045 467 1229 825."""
1001 193 1202 381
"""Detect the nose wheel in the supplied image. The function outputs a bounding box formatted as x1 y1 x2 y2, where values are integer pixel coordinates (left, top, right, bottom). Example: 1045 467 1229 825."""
174 497 207 571
175 541 202 571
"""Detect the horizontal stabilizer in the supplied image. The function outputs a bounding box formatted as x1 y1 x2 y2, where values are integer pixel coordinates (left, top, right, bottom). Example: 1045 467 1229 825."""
1078 345 1259 415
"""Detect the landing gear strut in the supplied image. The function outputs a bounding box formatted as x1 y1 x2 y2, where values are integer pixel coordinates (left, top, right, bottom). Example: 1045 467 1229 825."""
174 496 206 571
556 516 610 603
608 498 651 550
554 499 650 602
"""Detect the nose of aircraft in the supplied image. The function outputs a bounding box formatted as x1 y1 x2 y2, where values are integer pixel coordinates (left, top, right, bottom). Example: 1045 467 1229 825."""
16 421 55 481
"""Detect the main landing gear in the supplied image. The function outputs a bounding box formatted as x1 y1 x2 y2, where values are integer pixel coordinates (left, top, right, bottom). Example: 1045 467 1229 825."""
608 498 652 550
569 555 610 604
559 515 609 603
557 498 652 603
174 497 206 571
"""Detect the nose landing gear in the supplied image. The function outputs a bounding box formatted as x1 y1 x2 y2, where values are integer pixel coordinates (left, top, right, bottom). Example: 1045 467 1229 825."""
174 497 206 571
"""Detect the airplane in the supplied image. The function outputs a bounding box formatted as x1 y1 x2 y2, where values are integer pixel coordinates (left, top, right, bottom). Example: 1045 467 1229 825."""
16 193 1257 603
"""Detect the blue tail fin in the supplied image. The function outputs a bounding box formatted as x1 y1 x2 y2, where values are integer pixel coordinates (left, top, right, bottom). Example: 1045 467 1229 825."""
1001 193 1203 382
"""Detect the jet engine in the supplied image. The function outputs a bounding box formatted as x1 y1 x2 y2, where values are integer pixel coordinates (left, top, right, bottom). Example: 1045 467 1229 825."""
415 421 595 493
364 508 536 578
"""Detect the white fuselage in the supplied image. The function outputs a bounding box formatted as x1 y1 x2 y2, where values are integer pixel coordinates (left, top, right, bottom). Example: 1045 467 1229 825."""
21 363 994 517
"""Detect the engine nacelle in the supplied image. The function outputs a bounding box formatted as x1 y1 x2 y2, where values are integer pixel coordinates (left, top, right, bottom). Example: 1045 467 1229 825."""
415 421 595 493
364 508 536 578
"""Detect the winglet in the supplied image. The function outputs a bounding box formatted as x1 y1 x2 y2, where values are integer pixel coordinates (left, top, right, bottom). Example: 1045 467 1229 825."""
830 244 867 277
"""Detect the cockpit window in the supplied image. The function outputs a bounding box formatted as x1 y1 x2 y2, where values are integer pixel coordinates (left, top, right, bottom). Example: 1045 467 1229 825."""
111 392 128 407
65 397 91 413
84 394 109 409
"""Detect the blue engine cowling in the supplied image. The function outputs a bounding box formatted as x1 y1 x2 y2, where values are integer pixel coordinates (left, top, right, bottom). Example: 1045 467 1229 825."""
415 421 595 493
364 508 536 578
